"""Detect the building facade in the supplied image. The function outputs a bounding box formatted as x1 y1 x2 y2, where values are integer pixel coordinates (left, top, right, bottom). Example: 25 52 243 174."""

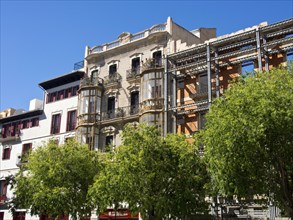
0 17 292 220
76 17 216 150
167 18 293 139
0 71 83 220
167 18 293 218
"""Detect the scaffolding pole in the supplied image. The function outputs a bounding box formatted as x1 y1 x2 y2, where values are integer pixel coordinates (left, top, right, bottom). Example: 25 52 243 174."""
206 43 212 105
215 48 220 98
172 73 177 134
263 36 269 72
256 28 263 71
164 55 168 136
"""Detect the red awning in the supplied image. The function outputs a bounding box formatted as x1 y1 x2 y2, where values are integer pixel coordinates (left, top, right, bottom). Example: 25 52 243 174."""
99 209 138 219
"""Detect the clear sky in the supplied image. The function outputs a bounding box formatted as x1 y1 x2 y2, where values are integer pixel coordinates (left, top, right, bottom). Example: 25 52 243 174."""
1 0 292 112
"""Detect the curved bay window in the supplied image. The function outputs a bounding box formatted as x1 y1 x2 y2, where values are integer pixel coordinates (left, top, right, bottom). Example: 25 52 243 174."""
140 113 163 128
141 71 163 110
140 70 163 127
78 89 101 123
77 73 103 150
76 126 99 150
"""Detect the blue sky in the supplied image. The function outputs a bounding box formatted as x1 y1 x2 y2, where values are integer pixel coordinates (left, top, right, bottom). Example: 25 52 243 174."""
1 0 292 111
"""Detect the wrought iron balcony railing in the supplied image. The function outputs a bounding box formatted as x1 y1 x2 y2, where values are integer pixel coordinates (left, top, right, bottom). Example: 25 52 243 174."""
140 98 164 111
126 67 140 80
80 76 104 88
88 23 166 54
74 60 84 70
104 72 122 87
78 113 100 124
101 105 139 121
150 24 166 34
142 58 163 72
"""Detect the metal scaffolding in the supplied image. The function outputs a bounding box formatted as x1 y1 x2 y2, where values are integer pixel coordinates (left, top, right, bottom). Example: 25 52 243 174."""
166 18 293 134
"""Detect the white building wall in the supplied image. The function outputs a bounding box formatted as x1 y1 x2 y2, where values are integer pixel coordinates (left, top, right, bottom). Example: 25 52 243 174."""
0 79 80 220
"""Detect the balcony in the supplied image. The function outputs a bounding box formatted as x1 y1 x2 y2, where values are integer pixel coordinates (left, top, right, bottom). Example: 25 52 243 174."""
80 76 104 89
0 131 21 143
73 60 84 70
88 23 166 55
140 98 164 112
141 58 163 72
78 113 100 125
149 24 166 34
101 105 139 122
126 67 140 81
104 72 122 89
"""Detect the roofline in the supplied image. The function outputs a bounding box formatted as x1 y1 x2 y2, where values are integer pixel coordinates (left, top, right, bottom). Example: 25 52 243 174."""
38 70 84 90
168 17 293 60
0 109 43 124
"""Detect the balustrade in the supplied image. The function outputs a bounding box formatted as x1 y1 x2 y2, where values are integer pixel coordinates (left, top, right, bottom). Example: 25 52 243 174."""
101 105 139 121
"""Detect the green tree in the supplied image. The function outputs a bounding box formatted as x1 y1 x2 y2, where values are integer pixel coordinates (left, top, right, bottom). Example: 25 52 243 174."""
89 124 209 220
200 67 293 217
10 140 100 219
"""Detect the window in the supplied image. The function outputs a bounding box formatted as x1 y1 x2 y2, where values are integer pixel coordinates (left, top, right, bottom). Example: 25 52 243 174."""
57 90 64 100
142 72 163 102
13 212 26 220
51 114 61 134
1 124 10 138
130 91 139 114
197 74 208 93
47 86 79 103
178 80 184 89
10 122 17 136
0 180 7 202
241 61 254 75
22 120 30 129
66 110 77 131
72 86 79 96
31 118 39 127
2 146 11 160
65 88 72 98
51 92 57 102
107 97 115 118
22 143 32 159
105 135 113 146
131 57 140 73
140 113 162 127
109 64 117 75
0 212 4 220
91 69 100 82
153 51 162 67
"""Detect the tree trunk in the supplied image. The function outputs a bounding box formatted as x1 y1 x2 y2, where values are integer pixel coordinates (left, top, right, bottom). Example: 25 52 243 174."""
277 159 293 219
148 206 156 220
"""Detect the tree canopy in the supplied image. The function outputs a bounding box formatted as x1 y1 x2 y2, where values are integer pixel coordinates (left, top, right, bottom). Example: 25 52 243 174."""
10 140 100 219
89 124 209 220
200 67 293 217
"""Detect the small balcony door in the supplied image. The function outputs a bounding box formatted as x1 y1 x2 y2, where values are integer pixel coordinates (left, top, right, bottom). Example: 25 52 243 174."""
132 57 140 74
109 64 117 76
130 91 139 114
107 97 115 118
153 51 162 67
